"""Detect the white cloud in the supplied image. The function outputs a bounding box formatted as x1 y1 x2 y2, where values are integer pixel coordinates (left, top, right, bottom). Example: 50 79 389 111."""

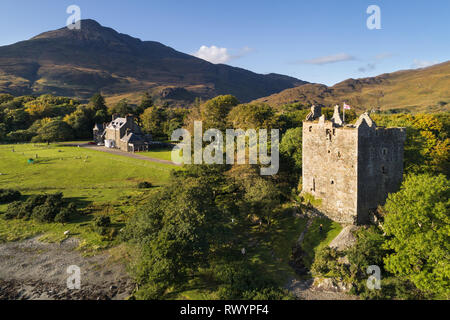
302 53 355 65
413 59 439 68
194 45 253 64
194 45 231 64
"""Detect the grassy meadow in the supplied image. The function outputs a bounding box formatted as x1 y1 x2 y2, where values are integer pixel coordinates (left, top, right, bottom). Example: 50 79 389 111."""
0 143 179 251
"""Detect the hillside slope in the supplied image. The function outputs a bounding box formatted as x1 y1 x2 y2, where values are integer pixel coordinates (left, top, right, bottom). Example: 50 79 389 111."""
253 61 450 112
0 19 307 103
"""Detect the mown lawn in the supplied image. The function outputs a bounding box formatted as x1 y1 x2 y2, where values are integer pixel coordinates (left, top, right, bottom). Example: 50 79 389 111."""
0 143 179 251
139 146 175 162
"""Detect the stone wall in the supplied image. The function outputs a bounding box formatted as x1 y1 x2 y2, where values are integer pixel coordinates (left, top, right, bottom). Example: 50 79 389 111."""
356 123 406 224
302 107 406 225
302 120 358 224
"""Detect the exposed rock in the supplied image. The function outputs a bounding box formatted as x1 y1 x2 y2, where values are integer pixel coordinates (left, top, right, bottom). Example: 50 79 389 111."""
312 277 352 293
329 225 358 251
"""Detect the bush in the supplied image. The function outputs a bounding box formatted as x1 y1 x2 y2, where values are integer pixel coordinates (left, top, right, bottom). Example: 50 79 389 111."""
54 203 78 223
0 189 21 204
2 193 76 223
212 261 285 300
137 181 152 189
3 201 22 220
311 247 343 278
93 215 111 235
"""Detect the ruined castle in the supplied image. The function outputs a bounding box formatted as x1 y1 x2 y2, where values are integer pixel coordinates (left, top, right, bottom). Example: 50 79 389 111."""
302 105 406 225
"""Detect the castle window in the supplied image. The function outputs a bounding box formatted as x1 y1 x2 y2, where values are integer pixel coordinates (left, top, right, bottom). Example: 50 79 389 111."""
326 129 332 141
309 126 312 132
337 151 341 158
333 129 336 136
311 178 315 192
331 179 335 185
382 148 388 156
381 166 387 174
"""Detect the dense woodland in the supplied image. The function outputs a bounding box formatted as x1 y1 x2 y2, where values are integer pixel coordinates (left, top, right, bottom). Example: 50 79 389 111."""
0 92 448 299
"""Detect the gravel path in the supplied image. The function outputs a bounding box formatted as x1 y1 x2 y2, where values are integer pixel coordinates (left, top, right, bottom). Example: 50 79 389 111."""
0 236 134 300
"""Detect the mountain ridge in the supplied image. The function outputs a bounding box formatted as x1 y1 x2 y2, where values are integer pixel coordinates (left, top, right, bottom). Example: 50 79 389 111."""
253 61 450 113
0 19 307 103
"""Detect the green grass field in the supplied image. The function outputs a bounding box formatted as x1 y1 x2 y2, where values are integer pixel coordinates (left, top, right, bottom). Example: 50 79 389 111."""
139 147 175 162
0 143 179 251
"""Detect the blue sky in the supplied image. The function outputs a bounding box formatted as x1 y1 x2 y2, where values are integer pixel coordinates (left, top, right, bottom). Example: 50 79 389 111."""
0 0 448 85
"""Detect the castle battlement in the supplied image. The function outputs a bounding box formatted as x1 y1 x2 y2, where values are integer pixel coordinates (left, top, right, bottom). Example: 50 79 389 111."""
302 105 406 225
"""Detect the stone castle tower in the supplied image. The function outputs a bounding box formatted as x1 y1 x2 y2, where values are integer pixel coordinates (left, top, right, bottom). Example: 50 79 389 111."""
302 105 406 225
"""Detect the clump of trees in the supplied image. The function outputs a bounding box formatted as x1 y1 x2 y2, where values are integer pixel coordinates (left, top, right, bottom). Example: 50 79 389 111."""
123 164 290 299
3 193 78 223
383 173 449 298
371 113 450 176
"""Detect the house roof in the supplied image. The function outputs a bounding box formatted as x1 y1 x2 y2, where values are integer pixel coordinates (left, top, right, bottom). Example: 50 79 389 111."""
121 132 147 144
93 123 104 130
107 118 127 129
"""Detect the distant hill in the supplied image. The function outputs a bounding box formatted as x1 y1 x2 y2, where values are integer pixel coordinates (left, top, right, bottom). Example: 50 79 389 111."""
253 61 450 113
0 19 307 104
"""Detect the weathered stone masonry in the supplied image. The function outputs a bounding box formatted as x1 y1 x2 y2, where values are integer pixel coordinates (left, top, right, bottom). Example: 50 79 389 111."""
302 105 406 225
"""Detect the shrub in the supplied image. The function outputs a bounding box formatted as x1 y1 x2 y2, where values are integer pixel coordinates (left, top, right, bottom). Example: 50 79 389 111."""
212 261 283 299
3 201 22 220
93 215 111 235
137 181 152 189
2 193 76 223
0 189 21 204
32 204 59 222
54 208 71 223
311 247 343 278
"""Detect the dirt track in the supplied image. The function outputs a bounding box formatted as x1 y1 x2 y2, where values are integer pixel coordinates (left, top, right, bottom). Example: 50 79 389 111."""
0 236 134 300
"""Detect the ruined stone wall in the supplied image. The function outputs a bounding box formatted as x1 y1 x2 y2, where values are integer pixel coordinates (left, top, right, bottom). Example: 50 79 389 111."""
356 124 406 224
302 106 406 225
302 121 358 224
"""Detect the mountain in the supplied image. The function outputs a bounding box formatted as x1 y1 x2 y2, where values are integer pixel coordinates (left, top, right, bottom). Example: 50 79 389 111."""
0 19 307 104
253 61 450 113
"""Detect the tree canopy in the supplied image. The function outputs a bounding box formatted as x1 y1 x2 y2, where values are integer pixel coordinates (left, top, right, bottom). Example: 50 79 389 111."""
383 173 450 298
